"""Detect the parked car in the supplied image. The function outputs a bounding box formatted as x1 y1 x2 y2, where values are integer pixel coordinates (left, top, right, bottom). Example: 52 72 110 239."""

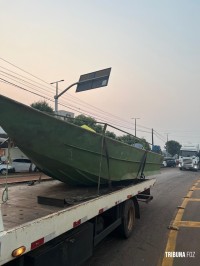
0 163 15 175
11 158 37 173
162 157 176 167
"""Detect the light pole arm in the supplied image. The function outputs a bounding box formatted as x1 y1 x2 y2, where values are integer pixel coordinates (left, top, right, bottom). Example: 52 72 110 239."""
54 82 79 99
54 72 110 113
55 73 109 100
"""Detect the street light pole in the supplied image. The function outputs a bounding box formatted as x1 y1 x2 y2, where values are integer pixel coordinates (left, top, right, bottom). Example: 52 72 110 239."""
131 118 140 137
51 68 111 115
50 79 64 113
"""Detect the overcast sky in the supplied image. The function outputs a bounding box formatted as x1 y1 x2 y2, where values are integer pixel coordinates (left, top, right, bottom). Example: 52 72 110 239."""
1 1 200 148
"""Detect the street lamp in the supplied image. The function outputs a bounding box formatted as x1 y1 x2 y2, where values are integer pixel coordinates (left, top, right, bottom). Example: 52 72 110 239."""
52 68 111 114
50 79 64 113
131 118 140 137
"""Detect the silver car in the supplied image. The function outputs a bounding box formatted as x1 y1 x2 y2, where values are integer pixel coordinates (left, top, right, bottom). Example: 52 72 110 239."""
0 163 15 175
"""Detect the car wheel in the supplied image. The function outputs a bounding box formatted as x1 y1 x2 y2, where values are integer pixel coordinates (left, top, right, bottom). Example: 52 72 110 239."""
34 167 39 172
0 169 8 175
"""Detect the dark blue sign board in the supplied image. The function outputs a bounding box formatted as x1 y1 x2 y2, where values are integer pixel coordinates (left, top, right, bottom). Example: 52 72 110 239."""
76 67 111 92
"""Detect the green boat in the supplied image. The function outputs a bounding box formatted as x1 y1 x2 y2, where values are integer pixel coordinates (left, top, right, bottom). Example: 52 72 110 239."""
0 95 163 186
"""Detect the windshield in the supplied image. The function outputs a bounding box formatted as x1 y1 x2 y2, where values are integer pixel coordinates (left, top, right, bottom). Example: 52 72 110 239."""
179 150 197 157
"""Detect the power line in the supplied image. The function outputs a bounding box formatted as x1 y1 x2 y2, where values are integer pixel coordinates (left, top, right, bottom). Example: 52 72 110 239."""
0 65 53 91
153 131 166 143
0 57 50 86
0 72 53 98
154 129 166 140
0 57 178 143
0 77 152 134
0 69 132 126
0 78 50 99
0 60 130 126
0 58 154 130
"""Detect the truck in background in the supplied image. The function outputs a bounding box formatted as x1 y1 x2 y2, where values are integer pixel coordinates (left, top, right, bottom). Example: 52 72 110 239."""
178 144 200 171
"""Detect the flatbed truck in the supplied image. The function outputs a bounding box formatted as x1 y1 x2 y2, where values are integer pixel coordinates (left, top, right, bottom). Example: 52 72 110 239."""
0 177 156 266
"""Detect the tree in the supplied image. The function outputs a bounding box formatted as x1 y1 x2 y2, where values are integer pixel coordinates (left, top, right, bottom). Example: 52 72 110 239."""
72 114 150 146
105 131 117 139
73 115 117 138
72 114 102 132
31 101 54 114
117 135 150 150
117 134 137 145
165 140 181 156
139 137 151 151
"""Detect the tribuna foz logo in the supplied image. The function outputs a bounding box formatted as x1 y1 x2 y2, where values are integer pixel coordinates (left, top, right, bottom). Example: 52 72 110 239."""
165 251 195 258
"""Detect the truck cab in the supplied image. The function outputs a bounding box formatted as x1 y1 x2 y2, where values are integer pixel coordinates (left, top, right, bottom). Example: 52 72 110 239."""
178 144 200 171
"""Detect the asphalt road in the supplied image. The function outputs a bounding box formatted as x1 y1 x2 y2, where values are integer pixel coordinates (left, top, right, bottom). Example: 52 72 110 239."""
83 167 200 266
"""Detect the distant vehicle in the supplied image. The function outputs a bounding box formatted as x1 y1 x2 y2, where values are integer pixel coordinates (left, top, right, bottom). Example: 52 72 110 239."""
175 159 179 165
179 144 199 171
0 163 15 175
162 157 176 167
11 158 37 173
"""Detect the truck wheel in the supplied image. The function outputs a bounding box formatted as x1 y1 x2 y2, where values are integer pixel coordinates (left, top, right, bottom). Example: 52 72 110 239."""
179 167 182 170
119 199 135 238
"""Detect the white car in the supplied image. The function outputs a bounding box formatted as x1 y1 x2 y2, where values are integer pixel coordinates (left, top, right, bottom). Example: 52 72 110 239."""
0 163 15 175
12 158 37 173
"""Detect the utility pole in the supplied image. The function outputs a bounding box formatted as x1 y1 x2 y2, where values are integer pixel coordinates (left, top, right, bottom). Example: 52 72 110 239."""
50 79 64 113
152 128 154 146
166 133 169 154
131 118 140 137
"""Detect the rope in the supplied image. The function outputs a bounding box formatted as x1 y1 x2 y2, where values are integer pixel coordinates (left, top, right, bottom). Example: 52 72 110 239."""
103 137 112 188
2 139 11 203
97 124 107 195
136 150 148 179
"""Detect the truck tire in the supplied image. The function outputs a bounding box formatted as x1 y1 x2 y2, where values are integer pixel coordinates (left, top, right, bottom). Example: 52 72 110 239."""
119 199 135 238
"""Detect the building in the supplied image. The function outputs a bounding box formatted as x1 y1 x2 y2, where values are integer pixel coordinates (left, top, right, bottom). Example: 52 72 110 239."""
56 110 74 121
0 135 28 162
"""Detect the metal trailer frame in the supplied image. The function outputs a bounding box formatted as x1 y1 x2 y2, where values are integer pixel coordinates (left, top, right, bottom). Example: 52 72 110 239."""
0 178 156 265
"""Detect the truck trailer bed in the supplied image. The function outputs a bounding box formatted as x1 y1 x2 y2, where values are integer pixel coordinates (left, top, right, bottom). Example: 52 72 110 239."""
0 178 156 265
1 179 141 230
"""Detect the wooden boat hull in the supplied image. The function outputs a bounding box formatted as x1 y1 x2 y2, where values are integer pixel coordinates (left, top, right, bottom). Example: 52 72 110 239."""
0 95 163 186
